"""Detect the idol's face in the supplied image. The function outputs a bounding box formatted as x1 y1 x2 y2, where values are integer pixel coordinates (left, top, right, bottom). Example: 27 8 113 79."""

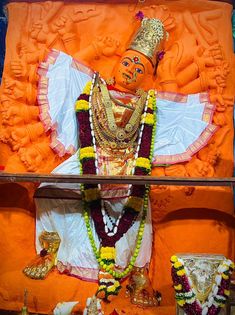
113 50 153 92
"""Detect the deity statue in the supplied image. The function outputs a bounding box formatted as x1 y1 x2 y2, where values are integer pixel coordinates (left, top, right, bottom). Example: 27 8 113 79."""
22 14 217 307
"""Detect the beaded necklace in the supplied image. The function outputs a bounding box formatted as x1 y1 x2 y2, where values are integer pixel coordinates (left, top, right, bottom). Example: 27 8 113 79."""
76 74 157 299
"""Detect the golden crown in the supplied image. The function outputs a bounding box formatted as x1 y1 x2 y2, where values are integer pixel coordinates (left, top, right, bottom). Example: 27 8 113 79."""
128 18 167 66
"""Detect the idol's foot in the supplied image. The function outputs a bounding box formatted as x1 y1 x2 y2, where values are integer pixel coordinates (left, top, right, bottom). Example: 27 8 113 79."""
128 286 161 307
127 267 161 308
23 231 60 280
23 253 55 279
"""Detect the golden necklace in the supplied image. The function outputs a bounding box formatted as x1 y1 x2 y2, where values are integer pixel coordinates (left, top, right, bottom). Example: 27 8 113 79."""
91 76 147 155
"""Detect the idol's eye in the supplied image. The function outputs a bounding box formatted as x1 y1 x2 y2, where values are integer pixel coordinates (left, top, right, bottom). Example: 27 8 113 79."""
122 60 130 67
135 67 143 74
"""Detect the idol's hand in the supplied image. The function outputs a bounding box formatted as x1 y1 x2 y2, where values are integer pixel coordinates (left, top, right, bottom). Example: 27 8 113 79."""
208 44 224 63
1 106 24 126
70 4 98 23
29 21 43 40
11 128 30 151
146 5 175 31
93 36 120 57
3 78 24 99
10 60 28 79
198 44 224 67
0 128 10 144
74 35 121 63
30 21 49 43
210 94 234 112
53 16 75 36
19 147 43 172
202 66 228 90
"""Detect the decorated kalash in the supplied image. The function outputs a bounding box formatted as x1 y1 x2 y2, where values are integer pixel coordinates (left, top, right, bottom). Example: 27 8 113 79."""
18 9 234 313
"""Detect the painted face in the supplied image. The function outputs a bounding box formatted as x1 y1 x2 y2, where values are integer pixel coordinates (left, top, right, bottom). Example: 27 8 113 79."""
113 50 153 92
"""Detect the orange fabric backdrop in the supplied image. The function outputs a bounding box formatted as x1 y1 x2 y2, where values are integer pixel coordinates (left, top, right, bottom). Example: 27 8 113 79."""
0 1 234 314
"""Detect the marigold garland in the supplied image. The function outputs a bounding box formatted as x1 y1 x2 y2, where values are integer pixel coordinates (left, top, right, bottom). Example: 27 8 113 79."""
135 157 151 170
79 146 95 160
141 113 154 125
75 99 90 111
76 77 157 299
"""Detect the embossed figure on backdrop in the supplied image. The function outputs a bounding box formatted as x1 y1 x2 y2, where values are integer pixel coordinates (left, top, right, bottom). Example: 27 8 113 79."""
0 3 231 308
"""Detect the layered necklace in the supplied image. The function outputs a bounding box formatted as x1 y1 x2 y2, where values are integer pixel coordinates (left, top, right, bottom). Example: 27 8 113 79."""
92 77 147 155
75 74 157 300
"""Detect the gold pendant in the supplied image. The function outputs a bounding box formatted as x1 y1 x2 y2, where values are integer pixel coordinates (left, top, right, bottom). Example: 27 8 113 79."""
110 142 117 149
125 123 133 132
116 130 126 141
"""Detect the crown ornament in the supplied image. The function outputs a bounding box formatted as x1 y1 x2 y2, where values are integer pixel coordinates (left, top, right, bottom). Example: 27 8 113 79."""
128 17 168 66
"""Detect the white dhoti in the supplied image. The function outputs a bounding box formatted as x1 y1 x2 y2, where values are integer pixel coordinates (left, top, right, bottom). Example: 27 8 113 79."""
35 152 152 281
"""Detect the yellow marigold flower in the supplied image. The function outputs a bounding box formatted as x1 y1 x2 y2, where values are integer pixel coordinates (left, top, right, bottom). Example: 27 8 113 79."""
100 246 116 259
224 289 230 296
75 99 89 111
170 255 178 263
177 300 185 307
147 100 153 110
142 113 154 125
176 269 186 276
231 262 235 270
126 196 144 212
100 253 115 260
222 273 229 280
136 157 151 170
100 246 115 254
107 285 116 293
98 285 106 291
84 188 100 202
83 81 92 95
174 261 183 269
149 90 155 98
80 146 94 154
80 146 95 160
80 152 95 160
174 284 182 291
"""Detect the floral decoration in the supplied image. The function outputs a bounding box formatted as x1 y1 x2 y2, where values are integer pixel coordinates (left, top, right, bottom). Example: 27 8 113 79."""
135 11 144 21
76 77 157 299
171 255 235 315
157 50 165 61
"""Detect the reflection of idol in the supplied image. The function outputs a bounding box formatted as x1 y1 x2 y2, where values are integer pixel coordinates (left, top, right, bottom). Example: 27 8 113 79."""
23 17 217 306
190 260 215 300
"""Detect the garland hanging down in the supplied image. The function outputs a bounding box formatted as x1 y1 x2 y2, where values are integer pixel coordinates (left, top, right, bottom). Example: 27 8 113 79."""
171 255 235 315
75 74 157 299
